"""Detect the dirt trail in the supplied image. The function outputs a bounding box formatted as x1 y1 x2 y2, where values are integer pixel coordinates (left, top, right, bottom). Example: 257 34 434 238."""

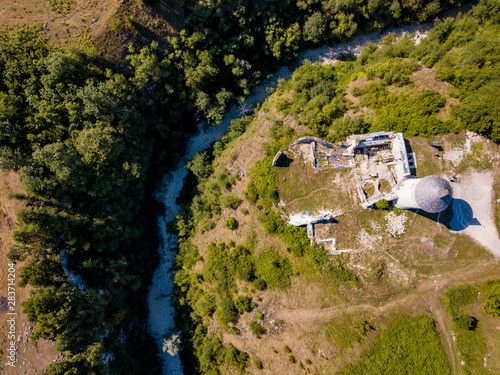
431 284 460 375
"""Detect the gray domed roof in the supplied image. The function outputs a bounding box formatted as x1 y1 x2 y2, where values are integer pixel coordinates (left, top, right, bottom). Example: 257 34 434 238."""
414 175 452 213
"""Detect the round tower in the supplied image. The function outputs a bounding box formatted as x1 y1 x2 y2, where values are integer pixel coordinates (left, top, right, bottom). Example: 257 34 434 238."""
392 175 452 213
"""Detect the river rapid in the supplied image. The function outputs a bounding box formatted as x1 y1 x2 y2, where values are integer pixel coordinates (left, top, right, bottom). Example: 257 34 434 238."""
147 4 474 373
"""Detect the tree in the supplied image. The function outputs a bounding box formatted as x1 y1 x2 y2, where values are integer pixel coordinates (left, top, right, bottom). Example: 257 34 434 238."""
483 284 500 317
304 12 326 44
186 151 212 180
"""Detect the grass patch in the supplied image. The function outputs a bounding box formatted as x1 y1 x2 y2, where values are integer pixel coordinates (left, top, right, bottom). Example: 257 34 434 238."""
324 314 362 350
434 233 452 249
49 0 73 13
337 314 450 375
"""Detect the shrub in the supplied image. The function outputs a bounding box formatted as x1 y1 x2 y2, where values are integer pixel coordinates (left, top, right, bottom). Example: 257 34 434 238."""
234 296 252 313
443 284 475 315
453 314 476 330
483 284 500 317
254 359 263 369
375 199 389 210
220 195 242 209
305 359 312 365
225 217 238 230
125 15 135 29
255 311 264 320
252 278 267 291
108 17 121 31
216 298 237 325
249 321 265 338
289 355 296 364
284 345 292 353
355 320 372 336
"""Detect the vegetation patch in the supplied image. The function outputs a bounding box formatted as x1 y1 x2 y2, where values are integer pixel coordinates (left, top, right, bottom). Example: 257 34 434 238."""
337 314 451 375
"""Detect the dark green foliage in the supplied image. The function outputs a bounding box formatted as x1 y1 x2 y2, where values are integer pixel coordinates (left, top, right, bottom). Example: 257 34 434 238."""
249 320 266 338
483 284 500 316
453 314 476 330
18 255 63 287
22 285 106 350
338 314 451 375
289 355 297 364
305 359 312 365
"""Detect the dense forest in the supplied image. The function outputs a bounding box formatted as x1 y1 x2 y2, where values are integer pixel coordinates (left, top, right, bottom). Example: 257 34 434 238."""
0 0 498 373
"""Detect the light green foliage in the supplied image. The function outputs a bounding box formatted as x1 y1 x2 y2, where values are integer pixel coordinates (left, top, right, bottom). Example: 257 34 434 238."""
284 345 292 353
249 320 265 338
225 217 239 230
255 311 264 320
49 0 73 13
255 249 292 289
375 199 389 210
234 295 252 313
483 284 500 316
338 314 451 375
443 284 476 315
355 320 372 336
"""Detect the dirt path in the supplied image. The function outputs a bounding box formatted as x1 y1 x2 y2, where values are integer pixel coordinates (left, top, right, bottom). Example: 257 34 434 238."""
431 284 460 375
